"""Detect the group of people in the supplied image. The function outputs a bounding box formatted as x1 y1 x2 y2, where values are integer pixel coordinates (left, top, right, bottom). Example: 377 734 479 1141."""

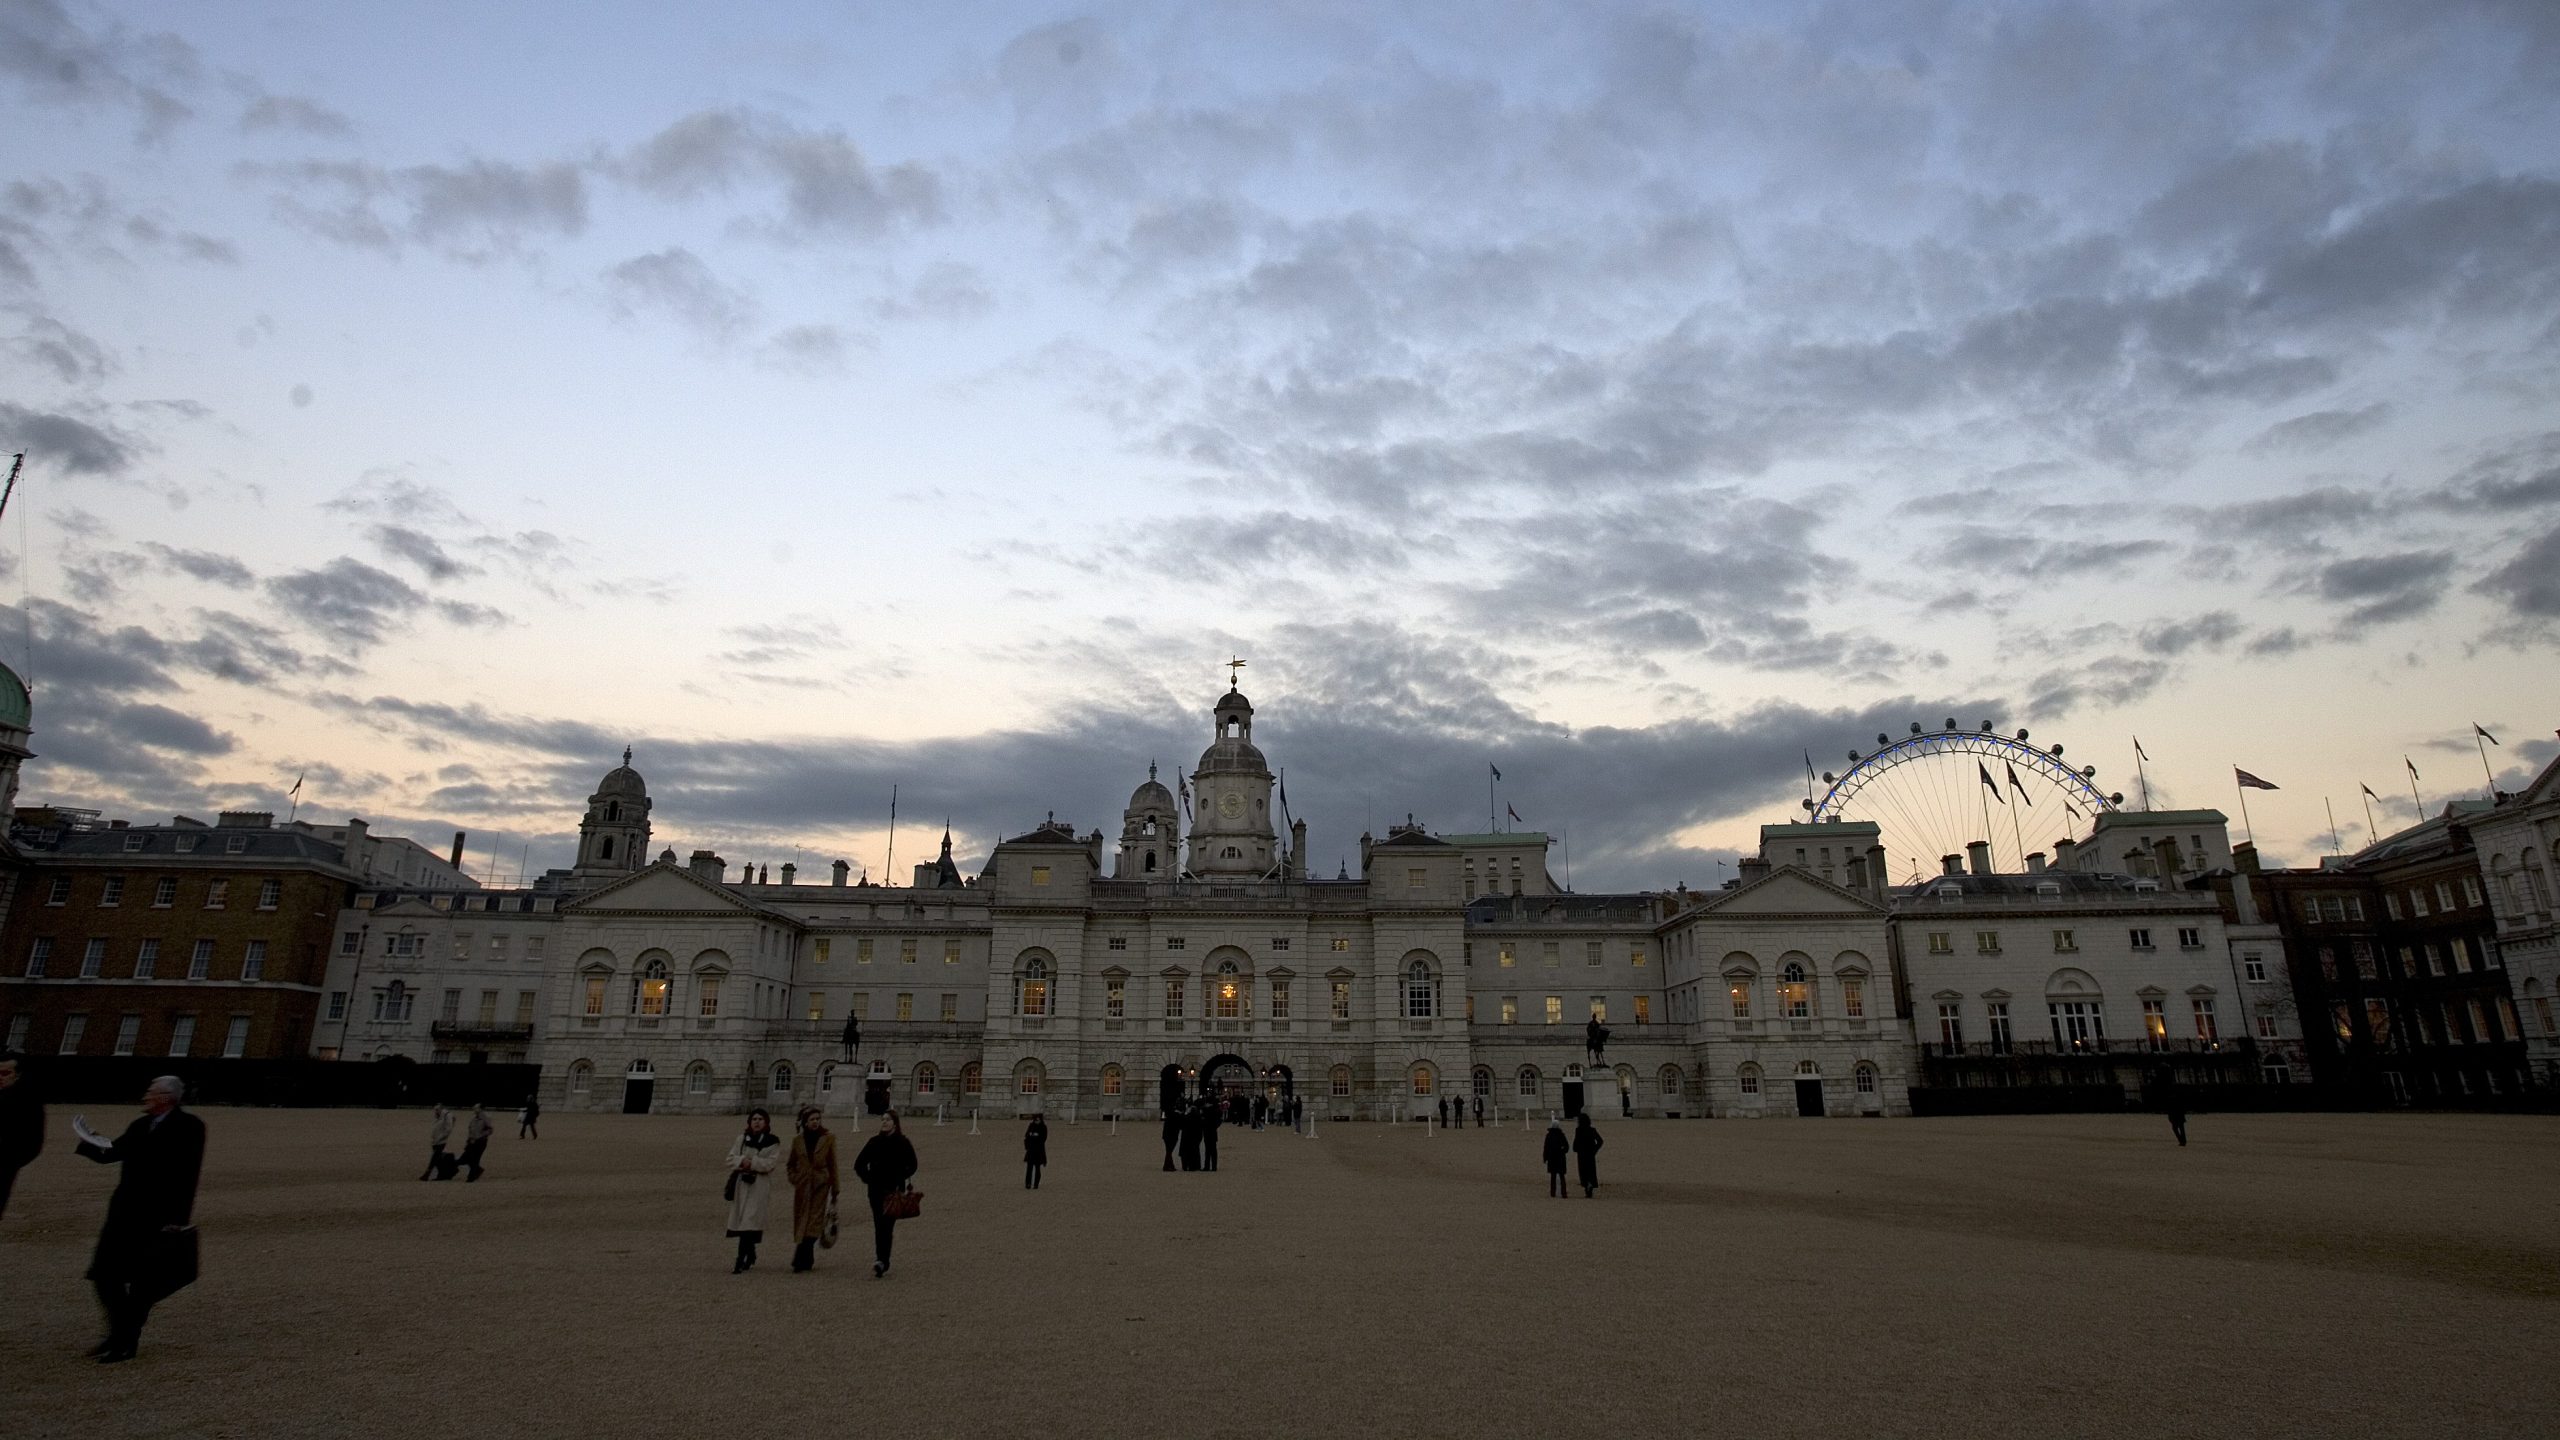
1541 1114 1606 1197
418 1104 495 1182
1434 1095 1488 1127
1159 1096 1230 1171
722 1105 918 1278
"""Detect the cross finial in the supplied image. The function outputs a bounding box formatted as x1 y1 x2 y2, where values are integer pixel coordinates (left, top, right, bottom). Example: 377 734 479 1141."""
1226 656 1247 690
622 745 632 766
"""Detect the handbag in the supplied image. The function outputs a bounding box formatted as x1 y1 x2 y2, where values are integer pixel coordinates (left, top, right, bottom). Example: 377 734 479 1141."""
143 1226 200 1303
882 1187 923 1220
819 1195 840 1248
723 1171 739 1203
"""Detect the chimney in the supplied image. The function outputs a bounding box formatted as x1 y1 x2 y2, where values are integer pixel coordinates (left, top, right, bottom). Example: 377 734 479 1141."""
2154 836 2182 876
832 859 850 887
2025 851 2047 874
758 864 770 885
217 810 274 829
780 863 796 886
449 831 466 868
689 850 724 882
342 817 371 872
1289 818 1308 880
2233 841 2261 874
1941 853 1964 877
1966 840 1991 876
1737 856 1771 884
1867 842 1888 896
2054 838 2077 870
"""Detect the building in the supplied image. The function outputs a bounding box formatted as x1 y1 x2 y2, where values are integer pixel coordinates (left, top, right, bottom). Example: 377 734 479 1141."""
2469 745 2560 1083
281 818 480 892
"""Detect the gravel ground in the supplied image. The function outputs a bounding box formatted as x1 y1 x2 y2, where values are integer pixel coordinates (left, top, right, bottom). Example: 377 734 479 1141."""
2 1106 2554 1438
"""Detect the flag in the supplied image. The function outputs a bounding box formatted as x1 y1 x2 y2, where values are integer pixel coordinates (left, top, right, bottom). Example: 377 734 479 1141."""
288 771 303 799
1978 761 2005 803
2134 736 2150 762
2475 723 2500 746
2005 762 2033 806
1178 770 1192 823
2234 767 2279 791
2405 756 2419 782
2360 783 2380 801
1506 804 1521 823
1490 763 1502 782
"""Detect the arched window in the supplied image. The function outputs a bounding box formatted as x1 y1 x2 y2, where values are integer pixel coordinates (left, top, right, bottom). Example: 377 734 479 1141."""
1517 1065 1540 1097
1854 1063 1877 1094
1738 1063 1762 1095
1222 846 1241 859
1472 1067 1493 1098
686 1062 712 1096
818 1061 838 1095
1410 1063 1435 1096
606 801 620 822
1015 1059 1044 1095
962 1063 982 1096
771 1061 794 1094
1658 1064 1682 1097
1100 1063 1124 1096
1564 1062 1583 1079
1780 959 1811 1018
569 1060 593 1094
1405 960 1435 1018
1019 957 1049 1017
633 957 671 1016
1215 960 1243 1019
1144 850 1158 872
1795 1059 1821 1076
1329 1064 1353 1097
915 1062 937 1095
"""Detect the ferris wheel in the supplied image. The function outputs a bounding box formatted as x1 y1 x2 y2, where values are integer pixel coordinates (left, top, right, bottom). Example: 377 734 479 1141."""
1805 720 2124 883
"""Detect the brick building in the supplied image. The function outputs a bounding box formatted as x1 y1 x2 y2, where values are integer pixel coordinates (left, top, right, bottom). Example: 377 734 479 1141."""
0 810 361 1062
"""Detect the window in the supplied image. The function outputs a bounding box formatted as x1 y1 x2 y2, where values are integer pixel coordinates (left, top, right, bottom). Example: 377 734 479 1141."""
1331 937 1350 952
1586 941 1603 967
2463 875 2484 907
1737 1065 1761 1095
1405 961 1435 1019
516 991 537 1025
57 1014 88 1054
2053 929 2077 953
807 992 827 1022
222 1016 250 1057
1218 961 1245 1019
2322 896 2348 923
3 1016 24 1050
584 975 608 1017
1729 982 1751 1019
1271 938 1290 952
1498 944 1515 968
166 1014 196 1056
2142 998 2168 1050
773 1062 794 1095
1985 1002 2012 1053
1975 930 2000 954
1516 1066 1540 1098
1544 995 1562 1025
2255 1006 2277 1040
341 930 362 956
896 993 914 1021
1841 978 1864 1018
1630 943 1647 967
857 939 874 964
1589 996 1606 1021
23 937 49 978
940 993 957 1022
1854 1064 1876 1095
441 988 462 1023
962 1063 982 1096
386 933 424 958
2384 892 2402 919
2049 1000 2104 1050
1542 942 1560 967
687 1064 712 1096
915 1063 937 1095
1936 1003 1963 1046
1107 936 1126 952
2409 888 2430 917
1271 979 1290 1019
205 879 229 910
1500 995 1518 1024
2436 881 2456 912
699 977 721 1017
326 991 347 1020
2177 927 2203 950
455 933 476 959
1633 995 1651 1024
242 940 266 981
569 1061 592 1094
45 876 70 905
477 990 499 1025
1016 1063 1045 1097
79 939 106 978
257 878 281 910
900 939 917 965
153 877 177 907
851 993 869 1021
1332 1065 1355 1098
1926 931 1952 955
1163 976 1185 1019
634 959 670 1016
2354 941 2378 980
2243 952 2266 983
1330 980 1351 1020
188 939 214 980
526 937 544 959
1657 1066 1680 1098
1100 1064 1123 1096
1106 977 1126 1018
2128 928 2154 950
945 939 961 965
112 1013 140 1055
1407 868 1426 889
1410 1064 1435 1096
2261 1054 2292 1085
101 876 125 906
1781 962 1810 1018
1030 865 1052 887
1166 938 1186 951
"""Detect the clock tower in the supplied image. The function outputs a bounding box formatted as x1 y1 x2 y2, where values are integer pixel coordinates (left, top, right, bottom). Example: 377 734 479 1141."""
1188 685 1276 877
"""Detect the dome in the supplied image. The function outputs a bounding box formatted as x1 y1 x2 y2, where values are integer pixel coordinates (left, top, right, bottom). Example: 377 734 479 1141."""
1195 736 1267 775
1129 777 1175 812
594 746 646 797
0 662 26 732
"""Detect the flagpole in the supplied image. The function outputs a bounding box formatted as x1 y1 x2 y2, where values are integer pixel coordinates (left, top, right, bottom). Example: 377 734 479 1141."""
2134 739 2152 812
2476 730 2497 797
2359 789 2376 846
2405 759 2422 820
2324 798 2341 856
2234 774 2253 844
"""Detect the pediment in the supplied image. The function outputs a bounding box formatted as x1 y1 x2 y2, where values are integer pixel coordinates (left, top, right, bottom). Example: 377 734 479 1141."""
367 897 448 919
1703 866 1887 917
565 863 776 917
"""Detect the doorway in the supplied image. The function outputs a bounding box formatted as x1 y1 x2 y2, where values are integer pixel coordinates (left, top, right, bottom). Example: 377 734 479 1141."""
622 1059 655 1114
1794 1078 1825 1117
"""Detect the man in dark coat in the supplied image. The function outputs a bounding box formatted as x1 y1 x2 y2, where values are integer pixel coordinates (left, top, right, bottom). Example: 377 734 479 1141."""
1176 1101 1202 1171
1023 1114 1048 1189
75 1075 206 1362
1161 1102 1182 1172
1542 1120 1569 1198
1472 1092 1485 1128
1571 1113 1604 1197
2146 1065 2189 1146
1201 1096 1222 1172
518 1092 540 1140
460 1104 494 1182
0 1050 42 1219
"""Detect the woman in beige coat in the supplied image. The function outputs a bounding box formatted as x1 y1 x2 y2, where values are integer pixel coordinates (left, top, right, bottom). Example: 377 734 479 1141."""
784 1105 838 1273
724 1108 782 1273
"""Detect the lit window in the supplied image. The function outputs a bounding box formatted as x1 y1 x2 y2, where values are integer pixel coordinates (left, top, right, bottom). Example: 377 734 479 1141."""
940 993 957 1022
1543 995 1562 1025
1842 978 1864 1017
584 976 607 1016
1163 975 1185 1018
1633 995 1651 1024
1331 937 1350 952
1030 865 1052 887
945 940 961 964
857 939 874 964
1630 943 1647 967
900 939 917 964
1330 980 1350 1020
896 992 914 1021
1500 996 1518 1024
2143 998 2168 1050
1218 960 1245 1019
915 1063 937 1095
1498 944 1515 968
634 959 670 1016
1588 996 1606 1021
1781 962 1810 1018
1410 1065 1434 1096
2192 997 2218 1042
1729 982 1751 1019
807 992 826 1022
1017 1064 1043 1095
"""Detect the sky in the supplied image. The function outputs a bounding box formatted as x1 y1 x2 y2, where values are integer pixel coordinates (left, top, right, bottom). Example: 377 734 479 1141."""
3 0 2557 892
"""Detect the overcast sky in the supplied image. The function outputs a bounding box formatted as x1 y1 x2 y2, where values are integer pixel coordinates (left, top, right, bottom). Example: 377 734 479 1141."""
4 0 2557 890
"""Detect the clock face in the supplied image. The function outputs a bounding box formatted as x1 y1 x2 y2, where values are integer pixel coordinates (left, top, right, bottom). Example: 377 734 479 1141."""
1218 792 1245 820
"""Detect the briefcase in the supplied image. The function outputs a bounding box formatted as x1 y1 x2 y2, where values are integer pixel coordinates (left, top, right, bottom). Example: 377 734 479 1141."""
144 1226 200 1303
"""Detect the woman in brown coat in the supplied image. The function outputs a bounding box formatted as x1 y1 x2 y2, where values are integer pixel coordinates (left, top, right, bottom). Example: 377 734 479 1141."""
784 1105 838 1273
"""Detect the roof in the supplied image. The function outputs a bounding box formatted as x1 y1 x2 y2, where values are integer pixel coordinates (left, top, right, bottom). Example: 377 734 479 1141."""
1372 828 1452 848
1436 832 1550 846
2345 799 2493 866
36 823 353 866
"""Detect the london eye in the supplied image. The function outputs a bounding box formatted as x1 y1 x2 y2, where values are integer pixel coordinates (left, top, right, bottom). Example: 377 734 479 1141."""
1805 721 2124 883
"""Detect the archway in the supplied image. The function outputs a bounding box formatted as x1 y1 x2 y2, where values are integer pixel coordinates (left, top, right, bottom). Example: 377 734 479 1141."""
1199 1052 1256 1124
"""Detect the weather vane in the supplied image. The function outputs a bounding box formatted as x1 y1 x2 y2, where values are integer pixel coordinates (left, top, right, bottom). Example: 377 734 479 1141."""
1226 656 1247 689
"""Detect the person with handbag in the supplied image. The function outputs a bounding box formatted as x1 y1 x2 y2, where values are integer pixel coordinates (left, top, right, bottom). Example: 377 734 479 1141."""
421 1104 453 1181
784 1106 838 1273
851 1110 919 1279
724 1108 781 1273
1022 1113 1048 1190
71 1075 206 1363
460 1103 494 1182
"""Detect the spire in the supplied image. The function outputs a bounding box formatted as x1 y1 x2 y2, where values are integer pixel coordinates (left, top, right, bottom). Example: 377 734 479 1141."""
939 821 953 860
622 745 633 766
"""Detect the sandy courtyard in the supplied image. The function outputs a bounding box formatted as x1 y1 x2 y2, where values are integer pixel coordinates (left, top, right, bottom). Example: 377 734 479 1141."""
1 1106 2555 1438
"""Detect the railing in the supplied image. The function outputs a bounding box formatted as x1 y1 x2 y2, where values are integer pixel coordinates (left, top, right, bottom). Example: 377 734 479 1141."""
429 1022 535 1045
758 1020 981 1043
1921 1038 2237 1059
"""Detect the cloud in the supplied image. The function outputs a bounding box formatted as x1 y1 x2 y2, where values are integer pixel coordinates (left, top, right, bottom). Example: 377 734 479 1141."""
239 94 351 137
2138 611 2242 656
2431 432 2560 514
603 247 754 338
0 0 197 142
757 323 859 373
255 156 587 256
8 313 115 384
2312 549 2456 628
264 556 427 650
1925 529 2172 580
2472 524 2560 619
0 401 139 473
619 108 944 239
367 523 479 582
2240 402 2391 455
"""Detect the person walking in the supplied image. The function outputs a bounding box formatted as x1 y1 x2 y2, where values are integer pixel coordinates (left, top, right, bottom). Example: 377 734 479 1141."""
1202 1097 1222 1172
460 1103 494 1182
1023 1114 1048 1190
0 1050 41 1220
724 1108 782 1273
518 1093 540 1140
72 1075 205 1363
421 1104 453 1180
852 1111 919 1279
1472 1093 1485 1128
1572 1113 1604 1197
784 1106 839 1273
1542 1119 1569 1198
2147 1065 2189 1147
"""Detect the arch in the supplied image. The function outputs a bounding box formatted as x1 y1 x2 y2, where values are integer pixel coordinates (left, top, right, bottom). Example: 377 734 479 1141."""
1833 949 1871 975
771 1060 794 1095
2046 966 2101 996
962 1062 983 1096
1214 957 1246 1019
1017 952 1051 1017
689 948 731 972
685 1061 712 1096
1405 956 1437 1018
1779 952 1811 979
599 835 615 860
1472 1066 1493 1098
1737 1062 1763 1095
1100 1063 1124 1096
1014 1058 1045 1095
1410 1061 1436 1096
818 1060 839 1095
632 953 673 1016
914 1061 938 1095
1658 1064 1682 1097
1516 1064 1541 1097
1854 1062 1878 1094
605 801 621 822
568 1059 594 1094
1795 1058 1821 1076
1779 959 1811 1018
1328 1064 1353 1098
1720 951 1759 974
1614 1064 1636 1092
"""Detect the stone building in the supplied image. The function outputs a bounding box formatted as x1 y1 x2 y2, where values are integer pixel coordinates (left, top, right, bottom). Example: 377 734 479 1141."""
2469 745 2560 1084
